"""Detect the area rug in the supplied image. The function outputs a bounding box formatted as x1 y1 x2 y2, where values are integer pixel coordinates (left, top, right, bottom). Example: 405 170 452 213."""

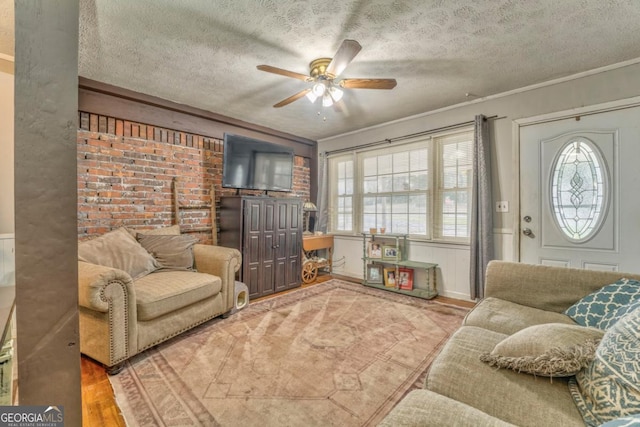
109 279 469 426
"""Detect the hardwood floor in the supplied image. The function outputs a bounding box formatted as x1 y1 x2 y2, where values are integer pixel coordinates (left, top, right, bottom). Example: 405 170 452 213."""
80 274 475 426
81 356 127 426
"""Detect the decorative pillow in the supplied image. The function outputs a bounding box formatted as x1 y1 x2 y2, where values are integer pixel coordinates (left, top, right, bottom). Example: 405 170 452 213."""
599 299 640 330
126 224 181 238
136 234 199 271
599 415 640 427
480 323 604 377
78 227 158 279
569 306 640 427
564 278 640 329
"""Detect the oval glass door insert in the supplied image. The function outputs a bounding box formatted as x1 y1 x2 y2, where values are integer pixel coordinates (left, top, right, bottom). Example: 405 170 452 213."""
550 138 608 242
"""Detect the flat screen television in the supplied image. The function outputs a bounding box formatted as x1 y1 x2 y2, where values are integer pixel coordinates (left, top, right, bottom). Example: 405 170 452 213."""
222 133 295 192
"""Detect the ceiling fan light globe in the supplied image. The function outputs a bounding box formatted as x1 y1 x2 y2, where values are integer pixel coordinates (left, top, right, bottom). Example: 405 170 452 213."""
322 93 333 107
312 82 326 97
306 92 318 103
330 87 344 102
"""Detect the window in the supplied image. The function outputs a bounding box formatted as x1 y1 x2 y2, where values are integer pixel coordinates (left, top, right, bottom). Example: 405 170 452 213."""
361 147 430 236
433 131 473 241
328 128 474 243
550 138 608 242
329 154 354 232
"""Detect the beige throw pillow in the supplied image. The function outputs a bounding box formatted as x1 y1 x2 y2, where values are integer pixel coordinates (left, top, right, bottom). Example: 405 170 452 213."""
126 224 181 238
78 227 158 279
480 323 604 377
136 234 199 271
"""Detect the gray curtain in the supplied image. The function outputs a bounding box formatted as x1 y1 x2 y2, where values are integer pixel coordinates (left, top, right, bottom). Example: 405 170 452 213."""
315 153 329 233
470 115 493 300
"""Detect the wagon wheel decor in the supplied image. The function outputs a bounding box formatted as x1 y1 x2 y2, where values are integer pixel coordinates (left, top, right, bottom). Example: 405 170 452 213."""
302 261 318 284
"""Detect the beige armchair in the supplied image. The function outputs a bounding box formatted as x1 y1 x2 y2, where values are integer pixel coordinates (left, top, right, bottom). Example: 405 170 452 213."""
78 244 241 374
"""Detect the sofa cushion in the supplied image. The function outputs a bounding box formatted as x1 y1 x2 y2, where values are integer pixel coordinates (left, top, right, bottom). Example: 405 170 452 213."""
480 323 603 377
78 227 158 280
426 326 584 427
568 306 640 426
134 271 222 321
379 389 516 427
564 278 640 329
464 297 577 335
137 234 199 271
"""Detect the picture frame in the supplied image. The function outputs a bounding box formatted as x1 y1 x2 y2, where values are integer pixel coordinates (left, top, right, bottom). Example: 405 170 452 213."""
397 268 414 290
366 264 383 284
382 245 400 260
383 268 397 288
367 241 383 259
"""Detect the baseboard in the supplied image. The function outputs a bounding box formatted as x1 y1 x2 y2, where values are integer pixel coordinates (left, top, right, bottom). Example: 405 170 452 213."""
439 290 475 303
330 273 362 284
327 273 475 305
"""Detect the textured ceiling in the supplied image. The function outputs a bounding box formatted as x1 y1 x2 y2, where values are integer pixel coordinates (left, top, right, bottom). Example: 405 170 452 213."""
3 1 640 140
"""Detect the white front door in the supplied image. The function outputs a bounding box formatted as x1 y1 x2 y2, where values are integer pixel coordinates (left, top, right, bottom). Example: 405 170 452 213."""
519 105 640 272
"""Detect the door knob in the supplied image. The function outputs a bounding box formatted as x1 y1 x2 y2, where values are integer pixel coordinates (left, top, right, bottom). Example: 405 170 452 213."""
522 228 533 236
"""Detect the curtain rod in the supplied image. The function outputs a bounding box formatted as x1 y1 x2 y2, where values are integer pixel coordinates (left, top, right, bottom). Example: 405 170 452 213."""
323 115 500 156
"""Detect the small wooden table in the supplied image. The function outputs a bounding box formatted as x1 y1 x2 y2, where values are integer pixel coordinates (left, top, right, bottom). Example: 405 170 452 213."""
302 234 334 283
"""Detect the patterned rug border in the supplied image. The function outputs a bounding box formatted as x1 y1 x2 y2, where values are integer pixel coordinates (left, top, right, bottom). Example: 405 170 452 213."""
111 279 470 426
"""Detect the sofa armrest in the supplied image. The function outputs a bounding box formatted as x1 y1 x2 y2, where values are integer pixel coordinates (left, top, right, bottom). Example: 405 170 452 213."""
484 260 640 312
379 389 516 427
193 244 241 311
78 261 138 366
78 261 134 311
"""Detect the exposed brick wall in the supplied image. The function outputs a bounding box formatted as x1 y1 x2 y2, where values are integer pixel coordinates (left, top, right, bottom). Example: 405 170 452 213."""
77 112 311 243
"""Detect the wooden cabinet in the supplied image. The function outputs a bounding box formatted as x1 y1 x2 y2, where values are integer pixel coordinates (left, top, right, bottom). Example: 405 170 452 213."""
219 196 302 299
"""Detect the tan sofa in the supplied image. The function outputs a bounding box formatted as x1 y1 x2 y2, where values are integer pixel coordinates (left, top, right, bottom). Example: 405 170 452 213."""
78 228 241 374
380 261 640 427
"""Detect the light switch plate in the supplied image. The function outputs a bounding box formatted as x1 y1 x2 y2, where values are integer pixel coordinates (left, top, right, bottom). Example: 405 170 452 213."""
496 201 509 212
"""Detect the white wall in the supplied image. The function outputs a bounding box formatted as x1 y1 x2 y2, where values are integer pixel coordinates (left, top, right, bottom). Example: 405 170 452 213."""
0 58 13 234
332 235 471 301
319 60 640 301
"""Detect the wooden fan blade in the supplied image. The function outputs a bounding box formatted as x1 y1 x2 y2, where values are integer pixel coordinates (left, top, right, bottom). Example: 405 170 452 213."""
332 99 347 114
273 88 312 108
326 39 362 77
340 78 397 89
257 65 311 82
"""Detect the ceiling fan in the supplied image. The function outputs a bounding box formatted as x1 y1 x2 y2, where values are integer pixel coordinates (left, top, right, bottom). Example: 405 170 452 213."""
257 39 397 109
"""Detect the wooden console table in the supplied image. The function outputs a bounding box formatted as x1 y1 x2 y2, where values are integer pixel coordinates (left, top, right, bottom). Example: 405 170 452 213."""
302 234 334 283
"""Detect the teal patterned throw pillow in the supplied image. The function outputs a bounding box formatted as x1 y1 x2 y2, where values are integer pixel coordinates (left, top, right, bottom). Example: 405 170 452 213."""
564 278 640 329
568 306 640 427
599 300 640 330
599 415 640 427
